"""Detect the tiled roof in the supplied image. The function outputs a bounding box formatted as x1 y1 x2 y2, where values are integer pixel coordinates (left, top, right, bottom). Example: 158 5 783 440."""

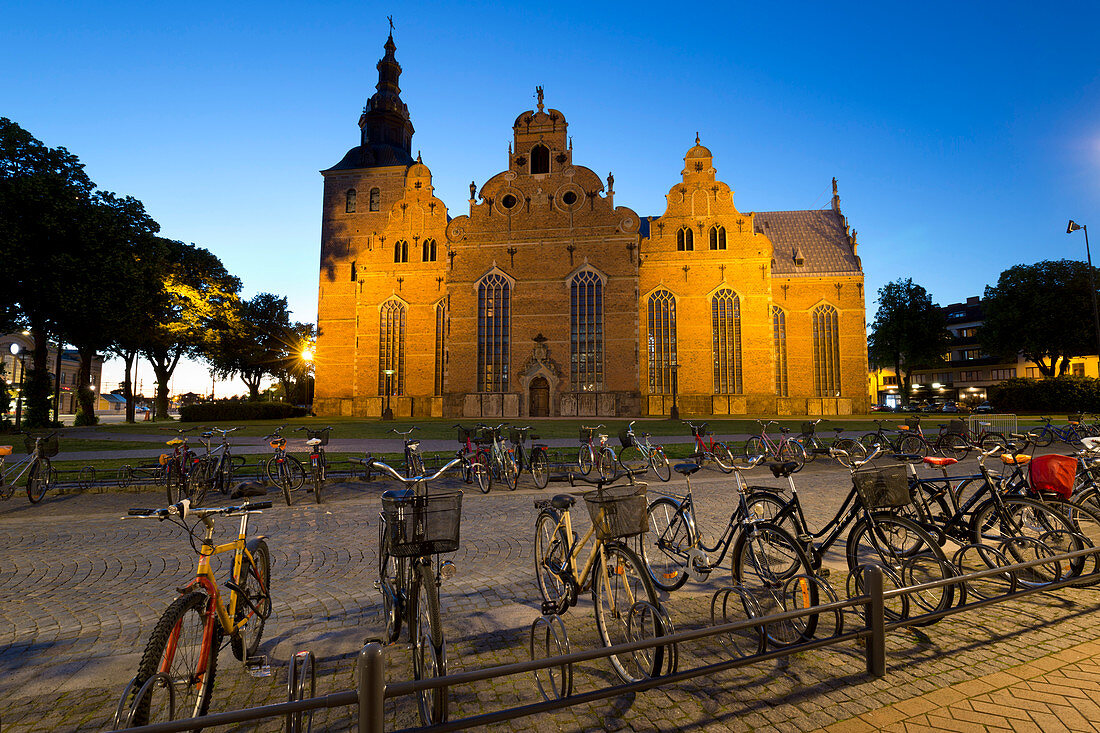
755 209 861 276
324 143 414 172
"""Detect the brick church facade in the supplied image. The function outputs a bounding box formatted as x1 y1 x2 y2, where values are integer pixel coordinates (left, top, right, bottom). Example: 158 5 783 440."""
313 34 869 419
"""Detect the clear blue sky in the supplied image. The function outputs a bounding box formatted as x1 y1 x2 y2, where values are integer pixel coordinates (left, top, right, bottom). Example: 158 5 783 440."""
3 1 1099 394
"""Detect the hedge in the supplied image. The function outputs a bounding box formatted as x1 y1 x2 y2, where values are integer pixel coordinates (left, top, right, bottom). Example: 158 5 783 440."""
178 401 309 422
988 376 1100 413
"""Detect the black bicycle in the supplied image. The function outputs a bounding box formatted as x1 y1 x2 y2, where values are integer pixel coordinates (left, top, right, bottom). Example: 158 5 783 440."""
393 427 425 478
193 427 243 504
296 425 332 504
509 426 550 489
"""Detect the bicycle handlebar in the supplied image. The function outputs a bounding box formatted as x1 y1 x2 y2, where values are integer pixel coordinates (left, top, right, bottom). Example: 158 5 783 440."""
568 466 646 488
391 427 420 437
126 499 272 520
829 444 882 468
357 455 463 484
294 426 331 434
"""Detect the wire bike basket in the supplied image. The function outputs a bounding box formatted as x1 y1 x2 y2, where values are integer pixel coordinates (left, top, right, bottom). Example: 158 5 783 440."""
584 483 648 541
25 433 60 457
381 490 463 557
851 465 910 509
618 429 634 448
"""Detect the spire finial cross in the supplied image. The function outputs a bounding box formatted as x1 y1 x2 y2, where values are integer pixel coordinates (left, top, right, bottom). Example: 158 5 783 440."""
535 85 544 111
387 15 394 32
695 131 700 145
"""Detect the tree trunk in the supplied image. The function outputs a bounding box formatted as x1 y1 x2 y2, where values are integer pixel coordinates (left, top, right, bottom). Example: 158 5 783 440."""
1032 355 1056 377
1058 356 1072 376
74 346 98 426
120 350 136 423
24 327 54 428
146 348 182 420
243 374 261 401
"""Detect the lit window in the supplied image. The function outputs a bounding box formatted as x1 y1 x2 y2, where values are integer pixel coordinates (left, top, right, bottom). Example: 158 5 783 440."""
345 189 357 213
478 273 510 392
435 300 446 396
647 290 677 393
772 305 788 397
709 225 726 250
712 289 742 394
677 227 694 251
369 187 380 211
571 271 604 392
812 304 841 397
378 299 406 396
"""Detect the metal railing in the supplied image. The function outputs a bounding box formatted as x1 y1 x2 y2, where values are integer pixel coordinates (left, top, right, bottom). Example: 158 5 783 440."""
967 413 1018 437
108 547 1100 733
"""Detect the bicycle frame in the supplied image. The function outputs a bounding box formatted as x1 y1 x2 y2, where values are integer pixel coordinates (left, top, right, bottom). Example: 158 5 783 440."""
1 451 37 488
182 512 263 642
544 504 618 605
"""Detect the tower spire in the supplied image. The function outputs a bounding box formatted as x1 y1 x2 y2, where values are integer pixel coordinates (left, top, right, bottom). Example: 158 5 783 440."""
357 25 415 163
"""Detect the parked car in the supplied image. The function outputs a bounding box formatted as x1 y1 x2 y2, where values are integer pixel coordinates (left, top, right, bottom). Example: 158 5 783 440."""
974 402 993 413
941 402 959 413
870 403 890 412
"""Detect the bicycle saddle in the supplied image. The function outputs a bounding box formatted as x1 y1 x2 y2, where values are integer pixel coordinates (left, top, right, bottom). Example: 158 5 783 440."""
381 488 414 501
924 456 957 467
0 446 10 456
832 427 845 433
551 494 576 510
674 463 701 476
780 427 791 434
1000 454 1031 465
768 461 800 478
306 438 323 446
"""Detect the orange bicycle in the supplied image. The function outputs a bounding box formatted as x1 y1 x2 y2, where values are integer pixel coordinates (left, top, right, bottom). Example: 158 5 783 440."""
120 499 272 726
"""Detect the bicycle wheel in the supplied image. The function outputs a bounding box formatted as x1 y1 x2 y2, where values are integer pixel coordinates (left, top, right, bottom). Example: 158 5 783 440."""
776 440 806 472
596 448 617 480
577 446 594 475
592 541 664 683
1042 497 1100 585
1031 427 1054 448
618 445 645 473
829 438 865 467
643 497 695 592
27 457 51 504
189 459 209 507
218 456 235 495
411 562 447 725
534 510 569 612
166 461 190 504
378 518 404 643
472 453 492 494
530 450 549 489
712 442 736 474
731 522 818 646
860 432 884 450
130 592 220 725
0 475 13 500
896 434 930 459
408 451 425 479
800 435 822 464
743 436 766 460
846 513 953 624
649 447 672 482
231 539 271 661
979 433 1008 452
971 496 1087 580
500 450 519 491
745 491 800 538
937 433 970 460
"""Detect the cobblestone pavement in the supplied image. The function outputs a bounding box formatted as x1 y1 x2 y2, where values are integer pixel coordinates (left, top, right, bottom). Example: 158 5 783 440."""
1 455 1099 732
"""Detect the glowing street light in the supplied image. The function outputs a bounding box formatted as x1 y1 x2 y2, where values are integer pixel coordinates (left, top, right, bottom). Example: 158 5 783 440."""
1068 220 1100 363
382 368 395 421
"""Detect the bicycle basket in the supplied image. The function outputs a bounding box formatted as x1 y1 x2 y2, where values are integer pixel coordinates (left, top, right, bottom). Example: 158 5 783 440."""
455 426 474 443
800 421 815 435
507 428 522 445
852 466 910 509
579 427 595 442
618 429 634 448
947 419 968 436
309 431 330 446
382 490 463 557
584 484 648 541
24 433 60 457
689 423 705 437
905 417 921 429
1028 454 1076 499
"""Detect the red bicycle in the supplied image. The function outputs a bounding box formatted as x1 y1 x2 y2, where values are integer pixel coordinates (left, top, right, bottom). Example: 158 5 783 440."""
454 424 491 493
682 420 735 474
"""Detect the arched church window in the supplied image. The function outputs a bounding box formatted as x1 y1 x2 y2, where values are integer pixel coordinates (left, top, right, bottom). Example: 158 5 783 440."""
813 304 841 397
677 227 694 251
378 299 406 397
530 144 550 175
345 189 356 213
570 270 604 392
434 300 446 396
422 238 437 262
647 290 677 394
710 225 726 250
712 289 742 394
478 273 510 392
773 306 788 397
394 240 408 263
369 187 380 212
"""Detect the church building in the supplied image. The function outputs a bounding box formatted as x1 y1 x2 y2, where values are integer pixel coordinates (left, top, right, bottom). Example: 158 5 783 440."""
313 33 869 418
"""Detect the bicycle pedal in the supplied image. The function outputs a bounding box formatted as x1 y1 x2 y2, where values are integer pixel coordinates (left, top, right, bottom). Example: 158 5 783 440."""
244 655 271 678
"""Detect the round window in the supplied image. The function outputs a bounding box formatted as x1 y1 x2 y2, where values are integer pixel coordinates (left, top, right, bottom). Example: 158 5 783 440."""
502 194 518 209
562 191 577 206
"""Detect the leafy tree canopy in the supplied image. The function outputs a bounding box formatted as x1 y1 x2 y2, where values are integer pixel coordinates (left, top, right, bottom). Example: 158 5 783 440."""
868 278 951 397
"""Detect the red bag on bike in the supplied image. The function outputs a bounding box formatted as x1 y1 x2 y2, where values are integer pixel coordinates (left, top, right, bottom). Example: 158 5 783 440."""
1028 454 1076 498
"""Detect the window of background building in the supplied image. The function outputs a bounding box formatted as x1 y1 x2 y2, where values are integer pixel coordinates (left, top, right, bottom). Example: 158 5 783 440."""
964 349 982 360
882 376 898 386
709 225 726 250
712 289 742 394
394 240 408 263
530 144 549 174
1025 366 1042 378
1073 363 1085 377
422 238 437 262
345 189 356 213
959 370 982 381
989 368 1016 380
478 273 510 392
676 227 694 251
772 305 788 397
812 304 840 397
434 300 446 396
378 299 406 397
647 290 676 394
570 271 604 392
369 187 380 211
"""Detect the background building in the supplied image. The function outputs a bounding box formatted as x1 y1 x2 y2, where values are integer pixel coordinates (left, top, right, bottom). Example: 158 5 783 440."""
0 333 104 417
314 34 870 418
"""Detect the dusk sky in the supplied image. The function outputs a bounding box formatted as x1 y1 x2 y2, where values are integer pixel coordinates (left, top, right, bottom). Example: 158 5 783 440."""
3 1 1098 395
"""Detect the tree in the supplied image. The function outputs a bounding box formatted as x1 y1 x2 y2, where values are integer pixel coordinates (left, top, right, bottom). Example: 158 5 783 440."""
270 321 317 405
207 293 296 401
981 260 1100 377
868 278 951 399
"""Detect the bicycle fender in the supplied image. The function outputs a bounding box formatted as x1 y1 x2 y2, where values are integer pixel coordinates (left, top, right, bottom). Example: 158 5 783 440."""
246 536 268 554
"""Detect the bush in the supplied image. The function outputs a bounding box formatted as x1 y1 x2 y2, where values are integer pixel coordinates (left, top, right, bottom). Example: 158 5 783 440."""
178 400 308 422
988 376 1100 413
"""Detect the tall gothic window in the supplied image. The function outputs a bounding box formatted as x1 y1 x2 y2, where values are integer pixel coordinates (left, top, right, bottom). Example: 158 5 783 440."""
709 225 726 250
369 187 380 211
394 239 408 263
676 226 694 251
712 289 742 394
378 299 406 397
647 290 677 393
570 270 604 392
345 189 356 213
530 144 550 174
813 304 841 397
772 305 788 397
478 273 510 392
422 238 437 262
434 300 446 396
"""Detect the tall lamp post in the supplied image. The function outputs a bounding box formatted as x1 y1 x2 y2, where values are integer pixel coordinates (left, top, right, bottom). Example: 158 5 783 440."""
382 368 395 421
1068 221 1100 366
9 342 25 429
301 345 315 409
669 363 680 421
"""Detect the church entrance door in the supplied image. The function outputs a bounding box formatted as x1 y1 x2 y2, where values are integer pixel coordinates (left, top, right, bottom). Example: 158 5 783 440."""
529 377 550 417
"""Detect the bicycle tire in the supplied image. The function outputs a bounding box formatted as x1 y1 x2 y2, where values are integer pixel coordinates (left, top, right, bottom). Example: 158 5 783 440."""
534 510 569 612
310 456 324 504
649 447 672 482
596 448 617 481
936 432 969 460
27 457 51 504
800 435 822 464
617 445 645 473
1042 497 1100 586
378 517 404 643
846 513 954 624
412 562 447 725
530 450 549 489
860 432 885 451
743 436 766 460
166 460 189 504
1031 427 1054 447
500 450 519 491
231 539 271 660
978 433 1008 452
643 497 695 592
130 592 220 725
896 434 930 459
776 440 806 472
713 442 736 474
731 521 818 646
472 452 492 494
970 496 1086 580
577 446 594 476
592 541 664 683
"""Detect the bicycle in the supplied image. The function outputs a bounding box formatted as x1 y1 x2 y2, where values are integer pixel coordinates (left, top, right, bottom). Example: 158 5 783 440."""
742 420 805 472
617 420 671 482
160 427 201 503
576 424 616 480
744 446 955 624
296 425 332 503
393 426 425 478
0 432 57 503
478 423 519 491
192 427 242 505
1031 416 1086 447
641 456 820 646
360 454 463 725
859 419 929 462
453 424 491 494
263 426 305 505
509 426 550 489
121 498 272 726
534 470 671 682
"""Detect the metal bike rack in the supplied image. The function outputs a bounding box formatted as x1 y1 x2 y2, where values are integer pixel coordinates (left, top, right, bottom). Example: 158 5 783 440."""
287 650 317 733
710 586 765 657
112 672 176 729
529 614 573 701
626 600 679 677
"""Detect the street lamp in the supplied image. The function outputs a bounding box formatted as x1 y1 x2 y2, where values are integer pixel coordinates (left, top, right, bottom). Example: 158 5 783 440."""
9 342 25 429
382 368 395 421
300 344 315 408
1068 221 1100 367
669 363 680 421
